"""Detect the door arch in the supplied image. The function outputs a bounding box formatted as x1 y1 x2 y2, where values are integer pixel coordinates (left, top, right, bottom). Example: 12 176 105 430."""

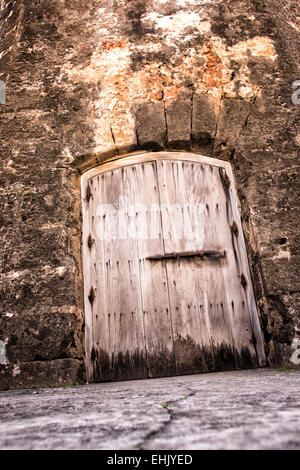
81 152 266 382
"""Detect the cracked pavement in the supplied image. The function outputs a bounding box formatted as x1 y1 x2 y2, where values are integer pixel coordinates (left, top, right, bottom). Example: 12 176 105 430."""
0 368 300 450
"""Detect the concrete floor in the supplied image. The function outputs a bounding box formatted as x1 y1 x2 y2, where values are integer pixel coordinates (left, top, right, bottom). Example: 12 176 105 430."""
0 368 300 450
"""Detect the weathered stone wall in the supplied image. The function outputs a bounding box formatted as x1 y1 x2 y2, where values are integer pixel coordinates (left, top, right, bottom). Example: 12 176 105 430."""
0 0 299 389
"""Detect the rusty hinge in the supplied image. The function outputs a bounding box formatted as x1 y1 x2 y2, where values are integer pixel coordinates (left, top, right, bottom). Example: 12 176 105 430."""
145 250 226 261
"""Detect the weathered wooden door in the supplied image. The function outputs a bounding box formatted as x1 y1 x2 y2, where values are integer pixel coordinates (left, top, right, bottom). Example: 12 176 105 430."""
82 152 266 382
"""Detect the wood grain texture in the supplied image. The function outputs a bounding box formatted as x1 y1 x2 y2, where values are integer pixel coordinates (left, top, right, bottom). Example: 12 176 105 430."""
90 167 147 381
81 152 266 382
81 176 94 383
132 162 176 377
156 160 206 374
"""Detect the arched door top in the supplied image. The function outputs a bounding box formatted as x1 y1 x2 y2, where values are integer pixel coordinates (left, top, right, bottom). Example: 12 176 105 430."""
81 151 232 181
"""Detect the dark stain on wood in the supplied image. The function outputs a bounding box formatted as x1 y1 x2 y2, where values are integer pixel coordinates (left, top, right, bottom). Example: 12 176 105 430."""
231 229 240 272
87 234 93 249
174 335 209 374
92 339 258 383
211 342 236 371
91 346 96 361
240 273 247 289
85 183 92 202
147 348 176 378
231 220 239 237
93 348 148 382
235 346 257 369
251 332 257 347
88 286 95 305
219 167 231 198
146 250 226 261
93 348 111 382
173 337 257 375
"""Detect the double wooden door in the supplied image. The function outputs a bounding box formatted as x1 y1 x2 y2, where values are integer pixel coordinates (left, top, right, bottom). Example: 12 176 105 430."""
82 153 265 382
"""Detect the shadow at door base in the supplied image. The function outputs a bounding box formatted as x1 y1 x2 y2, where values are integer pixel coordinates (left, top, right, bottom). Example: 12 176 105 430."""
91 341 259 383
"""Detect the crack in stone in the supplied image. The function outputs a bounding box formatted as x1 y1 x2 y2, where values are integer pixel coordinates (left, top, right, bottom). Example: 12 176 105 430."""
236 96 258 151
190 92 194 145
212 95 223 156
135 128 140 148
137 389 196 450
162 92 168 147
110 126 119 155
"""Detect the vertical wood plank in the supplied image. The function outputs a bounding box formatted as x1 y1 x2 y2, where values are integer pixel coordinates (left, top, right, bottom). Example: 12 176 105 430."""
224 165 266 366
189 163 237 371
132 162 176 378
156 160 209 374
197 164 240 370
200 164 258 368
90 167 147 381
81 177 94 382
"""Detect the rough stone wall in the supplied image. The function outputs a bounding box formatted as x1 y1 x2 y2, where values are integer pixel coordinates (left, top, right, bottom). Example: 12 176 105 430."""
0 0 299 389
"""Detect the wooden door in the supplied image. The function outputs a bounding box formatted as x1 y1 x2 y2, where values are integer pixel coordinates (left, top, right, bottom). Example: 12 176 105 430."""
82 152 266 382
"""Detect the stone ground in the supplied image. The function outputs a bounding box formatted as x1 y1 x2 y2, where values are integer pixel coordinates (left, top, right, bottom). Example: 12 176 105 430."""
0 368 299 450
